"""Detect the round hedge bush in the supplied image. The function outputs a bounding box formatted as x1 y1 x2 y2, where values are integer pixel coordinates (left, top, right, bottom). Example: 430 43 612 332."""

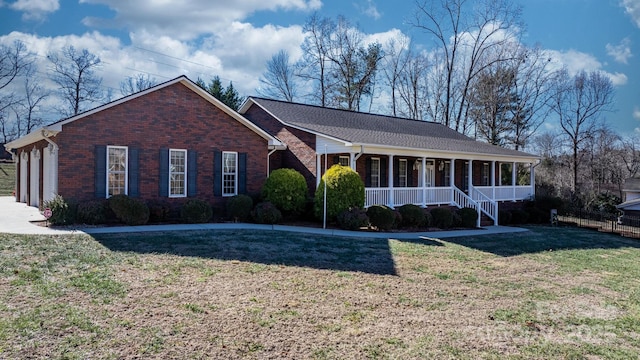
336 207 369 230
226 194 253 222
77 200 107 225
180 199 212 224
366 205 395 231
430 207 453 229
108 194 150 226
251 202 282 224
458 207 478 228
262 168 308 214
398 204 426 228
314 165 364 222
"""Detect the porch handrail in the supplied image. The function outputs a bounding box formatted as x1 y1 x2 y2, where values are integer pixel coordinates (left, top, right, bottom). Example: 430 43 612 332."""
470 186 498 225
452 187 481 228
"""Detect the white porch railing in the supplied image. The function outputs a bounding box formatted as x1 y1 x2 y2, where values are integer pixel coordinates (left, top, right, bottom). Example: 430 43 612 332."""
452 187 481 227
365 185 534 212
470 187 498 225
474 185 534 201
365 187 454 208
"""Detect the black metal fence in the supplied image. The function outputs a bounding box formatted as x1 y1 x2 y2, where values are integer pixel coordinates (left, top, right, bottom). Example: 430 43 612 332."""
558 209 640 239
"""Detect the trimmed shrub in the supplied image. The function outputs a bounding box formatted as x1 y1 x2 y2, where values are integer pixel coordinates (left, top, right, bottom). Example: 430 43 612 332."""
392 209 403 229
498 210 512 225
534 195 565 213
398 204 426 228
458 207 478 228
423 209 433 228
180 199 213 224
252 202 282 224
77 200 108 225
527 207 548 224
431 207 453 229
314 165 365 222
262 168 308 214
510 209 529 224
108 194 150 226
42 195 76 225
336 207 369 230
226 194 253 222
366 205 395 231
148 201 171 223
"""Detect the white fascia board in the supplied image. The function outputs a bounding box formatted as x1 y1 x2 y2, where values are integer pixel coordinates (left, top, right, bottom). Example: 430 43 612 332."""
347 142 540 163
4 127 59 150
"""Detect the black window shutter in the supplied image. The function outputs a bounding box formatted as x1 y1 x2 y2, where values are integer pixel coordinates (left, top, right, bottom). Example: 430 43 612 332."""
95 145 106 198
159 148 169 197
333 156 339 165
213 150 222 196
407 160 413 187
365 158 371 187
187 150 197 196
380 158 388 187
238 153 247 194
128 148 139 197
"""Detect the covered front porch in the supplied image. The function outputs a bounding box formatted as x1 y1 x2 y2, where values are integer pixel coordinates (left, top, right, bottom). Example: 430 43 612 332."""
316 147 537 226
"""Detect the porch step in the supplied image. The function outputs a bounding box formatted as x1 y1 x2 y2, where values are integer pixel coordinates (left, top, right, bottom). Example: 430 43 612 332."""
480 213 495 227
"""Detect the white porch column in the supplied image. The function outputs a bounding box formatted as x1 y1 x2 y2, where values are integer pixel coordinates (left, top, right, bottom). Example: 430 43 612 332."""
388 155 394 207
450 159 456 204
349 153 355 170
421 157 426 207
491 161 496 200
467 160 473 193
512 162 517 201
530 163 536 199
316 154 321 187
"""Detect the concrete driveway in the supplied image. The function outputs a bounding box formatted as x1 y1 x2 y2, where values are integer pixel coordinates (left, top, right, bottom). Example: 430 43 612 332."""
0 196 79 234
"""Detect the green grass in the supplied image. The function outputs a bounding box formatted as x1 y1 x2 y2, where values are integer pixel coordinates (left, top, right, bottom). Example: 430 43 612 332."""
0 162 15 196
0 227 639 358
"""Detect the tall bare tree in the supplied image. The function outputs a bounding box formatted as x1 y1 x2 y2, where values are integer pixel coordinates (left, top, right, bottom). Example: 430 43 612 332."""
299 14 334 107
47 45 104 116
412 0 522 132
120 73 157 96
11 65 49 137
0 40 33 142
550 69 615 194
397 50 430 120
258 50 298 102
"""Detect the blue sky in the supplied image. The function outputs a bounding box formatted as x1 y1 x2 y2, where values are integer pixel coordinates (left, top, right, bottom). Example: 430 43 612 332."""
1 0 639 137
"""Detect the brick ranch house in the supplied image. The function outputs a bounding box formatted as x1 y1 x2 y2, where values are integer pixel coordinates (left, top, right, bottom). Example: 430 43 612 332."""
4 76 285 211
240 97 540 226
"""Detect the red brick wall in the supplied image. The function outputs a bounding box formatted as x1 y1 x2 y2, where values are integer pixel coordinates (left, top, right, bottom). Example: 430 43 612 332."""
18 82 269 207
243 104 318 192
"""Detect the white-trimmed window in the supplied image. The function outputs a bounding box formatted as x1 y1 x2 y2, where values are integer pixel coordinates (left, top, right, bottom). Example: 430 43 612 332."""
482 162 490 186
107 146 127 197
223 151 238 196
398 159 408 187
371 157 381 187
443 161 451 187
169 149 187 197
339 155 350 167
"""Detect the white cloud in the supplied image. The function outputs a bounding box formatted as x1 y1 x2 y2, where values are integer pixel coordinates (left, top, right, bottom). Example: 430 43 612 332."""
9 0 59 20
606 37 632 64
359 0 381 20
79 0 321 40
634 107 640 120
545 49 628 86
621 0 640 28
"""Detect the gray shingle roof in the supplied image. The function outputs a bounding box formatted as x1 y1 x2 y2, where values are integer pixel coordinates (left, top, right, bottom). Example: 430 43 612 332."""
249 97 538 160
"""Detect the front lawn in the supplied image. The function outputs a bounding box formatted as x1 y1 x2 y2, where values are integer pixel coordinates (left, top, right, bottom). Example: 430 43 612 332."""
0 162 15 196
1 226 639 358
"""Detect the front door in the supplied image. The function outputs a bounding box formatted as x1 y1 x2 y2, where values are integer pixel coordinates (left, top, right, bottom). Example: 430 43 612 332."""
425 160 435 187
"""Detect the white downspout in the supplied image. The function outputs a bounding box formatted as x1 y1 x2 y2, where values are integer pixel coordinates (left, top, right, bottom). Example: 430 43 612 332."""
267 148 277 177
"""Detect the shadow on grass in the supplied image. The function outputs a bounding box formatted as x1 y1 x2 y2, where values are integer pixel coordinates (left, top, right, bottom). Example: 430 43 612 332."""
91 229 440 275
443 225 640 257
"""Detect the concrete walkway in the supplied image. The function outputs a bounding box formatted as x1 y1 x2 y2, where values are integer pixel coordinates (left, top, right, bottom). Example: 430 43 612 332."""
0 196 528 239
